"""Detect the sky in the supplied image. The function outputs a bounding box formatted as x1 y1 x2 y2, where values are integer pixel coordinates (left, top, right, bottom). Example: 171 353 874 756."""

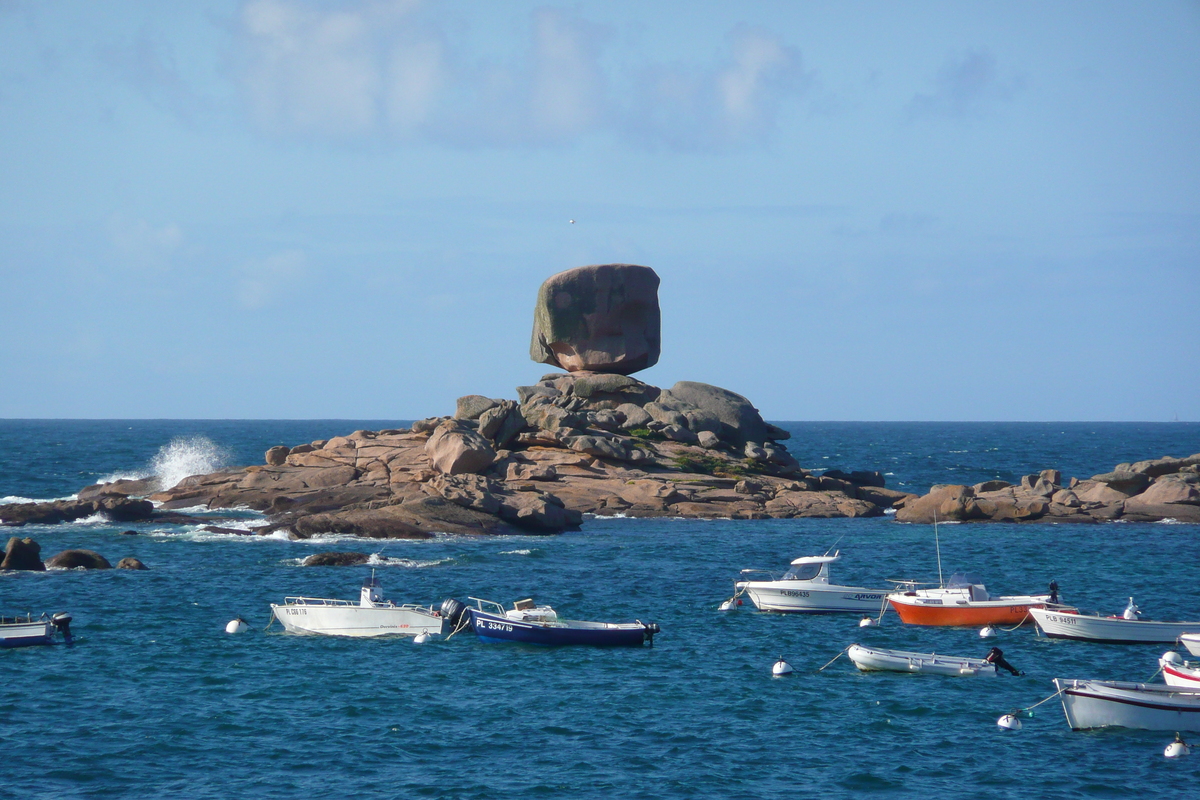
1 0 1197 421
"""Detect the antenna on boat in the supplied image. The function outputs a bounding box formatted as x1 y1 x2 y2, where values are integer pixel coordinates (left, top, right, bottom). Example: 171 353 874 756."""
823 534 846 557
933 509 944 588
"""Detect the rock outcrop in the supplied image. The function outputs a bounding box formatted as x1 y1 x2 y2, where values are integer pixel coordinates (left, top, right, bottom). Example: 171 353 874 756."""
302 552 371 566
895 456 1200 524
116 370 904 538
530 264 660 374
2 537 45 571
45 549 112 570
0 496 155 527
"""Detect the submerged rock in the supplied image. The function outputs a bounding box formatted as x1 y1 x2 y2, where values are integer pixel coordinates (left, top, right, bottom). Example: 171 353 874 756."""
45 549 112 570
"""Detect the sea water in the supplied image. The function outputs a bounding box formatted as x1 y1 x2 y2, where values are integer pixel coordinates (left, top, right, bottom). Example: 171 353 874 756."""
1 420 1199 799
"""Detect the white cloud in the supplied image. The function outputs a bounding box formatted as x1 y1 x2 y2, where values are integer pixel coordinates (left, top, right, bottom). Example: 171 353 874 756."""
906 49 1025 120
233 1 809 151
107 214 184 270
236 248 307 308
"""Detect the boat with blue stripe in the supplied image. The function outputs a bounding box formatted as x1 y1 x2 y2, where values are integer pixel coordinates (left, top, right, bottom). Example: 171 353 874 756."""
464 597 659 647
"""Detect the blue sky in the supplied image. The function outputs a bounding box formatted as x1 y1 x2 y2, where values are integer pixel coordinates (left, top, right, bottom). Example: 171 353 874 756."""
1 1 1197 421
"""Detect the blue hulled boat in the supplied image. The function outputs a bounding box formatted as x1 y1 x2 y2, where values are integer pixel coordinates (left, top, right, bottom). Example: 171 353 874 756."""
463 597 659 647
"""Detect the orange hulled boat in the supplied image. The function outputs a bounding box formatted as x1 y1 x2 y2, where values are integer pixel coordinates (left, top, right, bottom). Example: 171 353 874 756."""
886 572 1056 626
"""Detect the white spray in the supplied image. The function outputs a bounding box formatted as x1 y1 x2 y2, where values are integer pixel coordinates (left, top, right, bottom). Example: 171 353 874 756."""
150 436 231 491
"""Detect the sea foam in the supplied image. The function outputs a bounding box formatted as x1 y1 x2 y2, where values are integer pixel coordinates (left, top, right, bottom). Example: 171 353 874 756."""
149 435 231 491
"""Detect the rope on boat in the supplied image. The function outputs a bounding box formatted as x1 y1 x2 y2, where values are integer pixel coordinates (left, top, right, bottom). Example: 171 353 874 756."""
444 612 473 641
817 645 852 673
263 614 276 632
1006 686 1065 719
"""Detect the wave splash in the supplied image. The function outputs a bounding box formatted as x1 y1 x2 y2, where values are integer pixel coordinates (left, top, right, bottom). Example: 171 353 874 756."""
150 436 232 491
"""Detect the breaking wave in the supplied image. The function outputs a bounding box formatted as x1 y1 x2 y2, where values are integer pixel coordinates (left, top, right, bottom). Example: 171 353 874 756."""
150 436 231 491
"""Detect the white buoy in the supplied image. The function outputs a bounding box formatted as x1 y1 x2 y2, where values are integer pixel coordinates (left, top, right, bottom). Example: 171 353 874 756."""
719 598 737 611
225 617 248 634
859 615 877 627
1165 733 1191 758
1163 651 1184 666
997 714 1023 730
772 657 793 676
980 625 996 638
413 633 431 644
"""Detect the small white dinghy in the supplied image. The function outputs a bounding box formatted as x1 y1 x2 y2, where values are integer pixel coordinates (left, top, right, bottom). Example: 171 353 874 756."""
1161 651 1200 688
846 644 1021 677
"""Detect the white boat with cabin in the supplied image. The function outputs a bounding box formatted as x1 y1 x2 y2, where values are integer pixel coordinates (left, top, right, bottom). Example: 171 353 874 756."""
734 553 889 614
1029 601 1200 644
270 573 446 638
1053 678 1200 731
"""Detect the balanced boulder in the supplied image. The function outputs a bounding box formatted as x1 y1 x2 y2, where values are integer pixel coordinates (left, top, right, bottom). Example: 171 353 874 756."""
530 263 661 374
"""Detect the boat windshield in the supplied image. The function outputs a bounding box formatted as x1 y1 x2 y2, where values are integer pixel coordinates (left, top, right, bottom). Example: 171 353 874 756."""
946 572 984 589
782 562 823 581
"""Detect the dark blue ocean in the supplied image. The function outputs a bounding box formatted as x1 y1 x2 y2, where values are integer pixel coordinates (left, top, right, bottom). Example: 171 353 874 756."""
2 420 1199 799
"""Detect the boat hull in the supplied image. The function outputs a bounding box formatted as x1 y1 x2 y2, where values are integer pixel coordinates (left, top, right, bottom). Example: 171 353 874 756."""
887 596 1044 627
847 644 997 677
1183 633 1200 657
1161 659 1200 688
1030 607 1200 644
271 603 446 637
1054 678 1200 731
0 620 56 648
468 608 652 647
739 583 888 614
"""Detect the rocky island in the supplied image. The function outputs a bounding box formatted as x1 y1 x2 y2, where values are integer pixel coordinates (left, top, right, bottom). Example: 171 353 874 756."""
3 263 1197 541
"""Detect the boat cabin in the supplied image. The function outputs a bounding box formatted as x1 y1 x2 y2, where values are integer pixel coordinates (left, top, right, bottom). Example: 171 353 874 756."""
360 575 386 607
781 555 838 584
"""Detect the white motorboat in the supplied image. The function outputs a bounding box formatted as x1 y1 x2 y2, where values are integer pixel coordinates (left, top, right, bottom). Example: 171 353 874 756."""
1160 652 1200 688
734 553 889 614
1180 633 1200 657
1030 603 1200 644
1053 678 1200 731
1 612 73 648
270 573 447 638
846 644 1021 677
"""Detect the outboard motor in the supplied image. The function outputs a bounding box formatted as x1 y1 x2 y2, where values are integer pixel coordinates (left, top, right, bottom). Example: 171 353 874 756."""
1123 597 1143 620
440 598 471 632
639 621 661 647
984 646 1022 676
1048 580 1060 605
51 612 73 645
